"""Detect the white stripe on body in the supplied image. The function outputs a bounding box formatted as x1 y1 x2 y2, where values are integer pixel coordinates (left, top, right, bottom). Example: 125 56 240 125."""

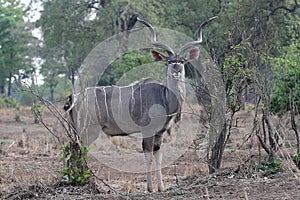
103 87 110 121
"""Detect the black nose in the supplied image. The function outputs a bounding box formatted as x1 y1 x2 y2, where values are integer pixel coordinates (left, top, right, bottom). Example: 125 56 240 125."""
174 64 182 71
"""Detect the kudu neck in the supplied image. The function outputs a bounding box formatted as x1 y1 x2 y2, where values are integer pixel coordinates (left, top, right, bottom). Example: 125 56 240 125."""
166 68 186 103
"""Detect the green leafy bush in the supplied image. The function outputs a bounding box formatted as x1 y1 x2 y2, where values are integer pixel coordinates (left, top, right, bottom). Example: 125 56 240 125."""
60 142 92 186
270 44 300 114
292 152 300 169
14 111 21 122
31 102 44 123
98 50 160 86
258 158 282 175
0 95 20 109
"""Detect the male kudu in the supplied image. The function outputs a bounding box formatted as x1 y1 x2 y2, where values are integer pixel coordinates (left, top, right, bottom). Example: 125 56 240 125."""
64 17 216 192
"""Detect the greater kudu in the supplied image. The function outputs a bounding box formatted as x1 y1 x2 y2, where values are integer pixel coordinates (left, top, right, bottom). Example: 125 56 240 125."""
64 17 216 192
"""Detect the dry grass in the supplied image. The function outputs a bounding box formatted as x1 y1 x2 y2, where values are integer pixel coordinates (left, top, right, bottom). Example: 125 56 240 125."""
0 106 300 199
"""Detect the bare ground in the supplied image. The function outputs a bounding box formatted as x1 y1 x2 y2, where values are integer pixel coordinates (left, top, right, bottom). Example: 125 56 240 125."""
0 107 299 199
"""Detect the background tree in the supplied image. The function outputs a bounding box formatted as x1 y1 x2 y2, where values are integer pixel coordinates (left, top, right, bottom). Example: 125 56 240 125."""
220 0 300 162
0 0 32 96
38 0 96 92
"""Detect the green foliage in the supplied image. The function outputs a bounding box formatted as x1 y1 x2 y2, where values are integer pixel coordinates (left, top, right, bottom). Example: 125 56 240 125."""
35 0 300 106
292 152 300 169
38 75 72 102
60 142 92 186
164 185 187 196
31 102 43 123
222 44 254 112
0 95 20 108
38 0 95 100
12 89 35 106
31 102 43 116
98 50 162 86
0 0 298 99
0 0 32 94
0 95 21 121
247 105 255 113
258 158 282 175
270 43 300 114
14 107 21 122
14 113 20 122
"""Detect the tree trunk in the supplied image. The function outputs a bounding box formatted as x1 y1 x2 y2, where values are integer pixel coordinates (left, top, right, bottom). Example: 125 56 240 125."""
291 101 300 153
50 83 55 103
263 108 276 160
0 84 5 95
71 68 75 88
208 122 227 174
7 73 12 97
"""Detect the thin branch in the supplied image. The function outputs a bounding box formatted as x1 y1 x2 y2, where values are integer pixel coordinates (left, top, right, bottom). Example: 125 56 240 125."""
32 108 61 144
253 97 271 155
267 0 300 19
13 78 77 141
290 88 300 153
89 170 117 194
87 0 100 10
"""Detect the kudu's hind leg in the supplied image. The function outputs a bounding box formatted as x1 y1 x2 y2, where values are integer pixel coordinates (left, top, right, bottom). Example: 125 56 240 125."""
154 132 164 192
142 135 155 192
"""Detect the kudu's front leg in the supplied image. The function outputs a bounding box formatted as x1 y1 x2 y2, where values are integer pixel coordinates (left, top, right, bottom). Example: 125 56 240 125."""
142 135 155 192
154 132 164 192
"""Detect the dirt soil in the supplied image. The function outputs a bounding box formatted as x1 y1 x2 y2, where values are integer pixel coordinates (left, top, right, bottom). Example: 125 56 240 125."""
0 106 299 199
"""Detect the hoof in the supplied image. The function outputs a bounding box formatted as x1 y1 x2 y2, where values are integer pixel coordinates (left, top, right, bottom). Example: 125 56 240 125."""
147 185 153 193
157 186 164 192
147 188 153 193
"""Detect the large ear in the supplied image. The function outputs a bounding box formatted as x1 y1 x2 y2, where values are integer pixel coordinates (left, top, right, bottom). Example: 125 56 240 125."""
186 47 199 60
151 50 168 62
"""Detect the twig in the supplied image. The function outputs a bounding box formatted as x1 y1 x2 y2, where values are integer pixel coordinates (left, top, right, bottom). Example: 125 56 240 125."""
32 108 61 144
174 164 179 185
89 167 117 194
14 79 77 140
